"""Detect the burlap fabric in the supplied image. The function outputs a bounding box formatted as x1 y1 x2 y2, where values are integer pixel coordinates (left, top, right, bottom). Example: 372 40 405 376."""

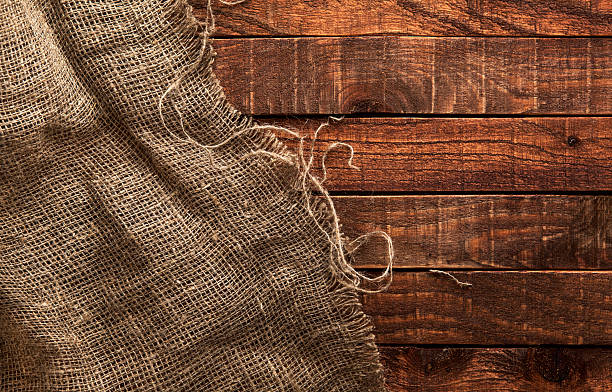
0 0 388 390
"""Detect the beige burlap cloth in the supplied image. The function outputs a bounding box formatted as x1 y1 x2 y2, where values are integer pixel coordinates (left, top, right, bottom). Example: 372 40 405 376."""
0 0 391 390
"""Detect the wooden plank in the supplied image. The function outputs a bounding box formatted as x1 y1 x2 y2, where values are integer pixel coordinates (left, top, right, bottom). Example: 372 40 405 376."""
362 271 612 345
193 0 612 37
212 37 612 115
262 117 612 192
333 195 611 270
380 347 612 391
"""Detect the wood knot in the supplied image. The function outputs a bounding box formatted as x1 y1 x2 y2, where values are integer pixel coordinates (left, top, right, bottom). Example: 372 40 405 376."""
528 348 586 387
347 99 384 113
567 136 579 147
534 348 571 383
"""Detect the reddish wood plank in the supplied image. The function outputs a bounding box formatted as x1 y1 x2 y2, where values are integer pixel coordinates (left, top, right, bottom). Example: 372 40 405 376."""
193 0 612 37
212 37 612 115
333 195 611 270
362 271 612 345
264 117 612 192
380 347 612 391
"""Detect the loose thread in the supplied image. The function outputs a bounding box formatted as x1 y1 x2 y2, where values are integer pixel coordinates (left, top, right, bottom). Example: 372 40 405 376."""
219 0 247 5
428 270 473 288
321 142 359 184
292 116 393 293
235 118 393 293
345 231 394 288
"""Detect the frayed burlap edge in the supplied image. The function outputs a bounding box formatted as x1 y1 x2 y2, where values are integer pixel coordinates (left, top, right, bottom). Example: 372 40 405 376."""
147 1 394 389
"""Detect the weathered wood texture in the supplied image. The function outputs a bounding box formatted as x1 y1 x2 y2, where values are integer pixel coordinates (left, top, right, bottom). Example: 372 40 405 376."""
200 2 612 386
265 117 612 192
193 0 612 37
212 37 612 115
363 271 612 345
380 347 612 391
333 195 611 270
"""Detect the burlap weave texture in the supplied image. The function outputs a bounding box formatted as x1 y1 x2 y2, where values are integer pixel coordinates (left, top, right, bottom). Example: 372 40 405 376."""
0 0 386 390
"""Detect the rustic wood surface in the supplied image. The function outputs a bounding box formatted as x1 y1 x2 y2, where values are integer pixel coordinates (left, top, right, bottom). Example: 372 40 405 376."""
380 347 612 391
264 117 612 192
202 2 612 390
332 195 611 270
212 37 612 115
363 271 612 345
194 0 612 37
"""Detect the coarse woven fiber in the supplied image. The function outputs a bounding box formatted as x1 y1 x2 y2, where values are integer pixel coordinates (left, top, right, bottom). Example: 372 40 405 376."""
0 0 389 390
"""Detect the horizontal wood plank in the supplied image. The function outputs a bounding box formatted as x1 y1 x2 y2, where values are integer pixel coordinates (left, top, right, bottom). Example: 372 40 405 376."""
263 117 612 192
212 37 612 115
380 347 612 391
194 0 612 37
363 271 612 345
333 195 611 270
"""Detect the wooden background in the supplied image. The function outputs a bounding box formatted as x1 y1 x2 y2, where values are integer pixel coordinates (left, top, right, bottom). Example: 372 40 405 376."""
193 1 611 390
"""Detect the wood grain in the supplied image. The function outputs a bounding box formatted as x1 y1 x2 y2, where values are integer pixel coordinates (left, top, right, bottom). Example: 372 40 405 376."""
193 0 612 37
380 347 612 391
200 3 612 388
363 271 612 345
263 117 612 192
212 37 612 115
333 195 611 270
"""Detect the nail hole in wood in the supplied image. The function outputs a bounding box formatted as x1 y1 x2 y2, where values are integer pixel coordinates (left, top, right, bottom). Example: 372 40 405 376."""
567 136 579 147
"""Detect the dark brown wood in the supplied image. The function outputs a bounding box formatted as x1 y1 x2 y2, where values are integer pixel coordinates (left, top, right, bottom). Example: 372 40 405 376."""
212 37 612 115
263 117 612 191
193 0 612 37
380 347 612 391
332 195 611 270
362 271 612 345
199 4 612 387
